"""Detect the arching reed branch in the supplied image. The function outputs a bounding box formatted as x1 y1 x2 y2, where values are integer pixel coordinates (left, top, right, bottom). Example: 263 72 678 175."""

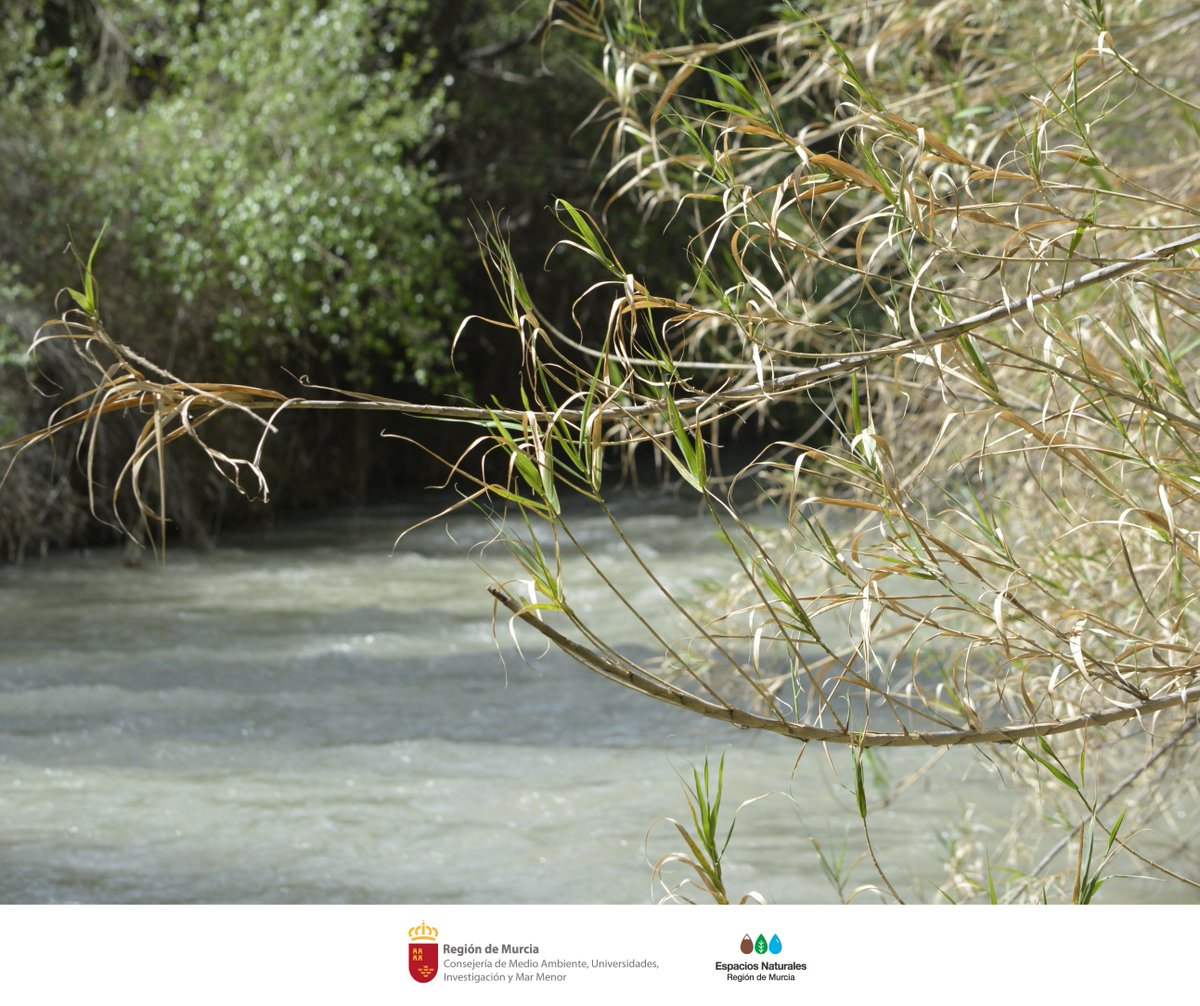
490 587 1200 749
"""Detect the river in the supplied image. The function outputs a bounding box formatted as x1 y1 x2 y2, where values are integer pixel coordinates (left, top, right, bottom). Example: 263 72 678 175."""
0 498 1193 902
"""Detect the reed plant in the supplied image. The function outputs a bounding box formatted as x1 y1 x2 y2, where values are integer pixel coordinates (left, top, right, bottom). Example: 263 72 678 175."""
6 0 1200 900
648 753 767 905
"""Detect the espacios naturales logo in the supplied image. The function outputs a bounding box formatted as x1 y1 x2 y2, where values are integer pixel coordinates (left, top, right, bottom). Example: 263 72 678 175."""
740 932 783 955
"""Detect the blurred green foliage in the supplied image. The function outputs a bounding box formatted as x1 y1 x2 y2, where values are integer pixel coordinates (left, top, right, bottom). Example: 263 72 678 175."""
0 0 781 551
0 264 33 371
1 0 462 389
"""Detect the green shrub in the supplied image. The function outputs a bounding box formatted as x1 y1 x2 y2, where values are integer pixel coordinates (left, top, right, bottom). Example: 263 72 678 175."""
1 0 463 389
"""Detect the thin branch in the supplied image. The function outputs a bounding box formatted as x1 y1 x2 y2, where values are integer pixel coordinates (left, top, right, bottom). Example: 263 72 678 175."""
490 586 1200 748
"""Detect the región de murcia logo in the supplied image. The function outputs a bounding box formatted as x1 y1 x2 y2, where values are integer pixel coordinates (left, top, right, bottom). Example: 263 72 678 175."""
408 921 439 983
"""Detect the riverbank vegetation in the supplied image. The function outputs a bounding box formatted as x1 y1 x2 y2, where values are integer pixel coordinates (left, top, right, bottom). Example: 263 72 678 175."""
6 0 1200 901
0 0 667 555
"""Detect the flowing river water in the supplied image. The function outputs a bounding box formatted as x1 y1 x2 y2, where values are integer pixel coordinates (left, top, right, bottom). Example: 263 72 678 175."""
1 498 1194 903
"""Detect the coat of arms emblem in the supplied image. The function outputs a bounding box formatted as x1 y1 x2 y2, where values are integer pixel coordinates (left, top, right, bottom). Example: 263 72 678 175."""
408 920 438 983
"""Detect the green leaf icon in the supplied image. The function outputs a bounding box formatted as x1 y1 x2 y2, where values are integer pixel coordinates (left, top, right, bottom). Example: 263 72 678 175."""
755 934 768 955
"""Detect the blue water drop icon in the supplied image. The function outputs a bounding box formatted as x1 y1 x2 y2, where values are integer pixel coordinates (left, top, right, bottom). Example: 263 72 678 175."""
768 934 783 954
